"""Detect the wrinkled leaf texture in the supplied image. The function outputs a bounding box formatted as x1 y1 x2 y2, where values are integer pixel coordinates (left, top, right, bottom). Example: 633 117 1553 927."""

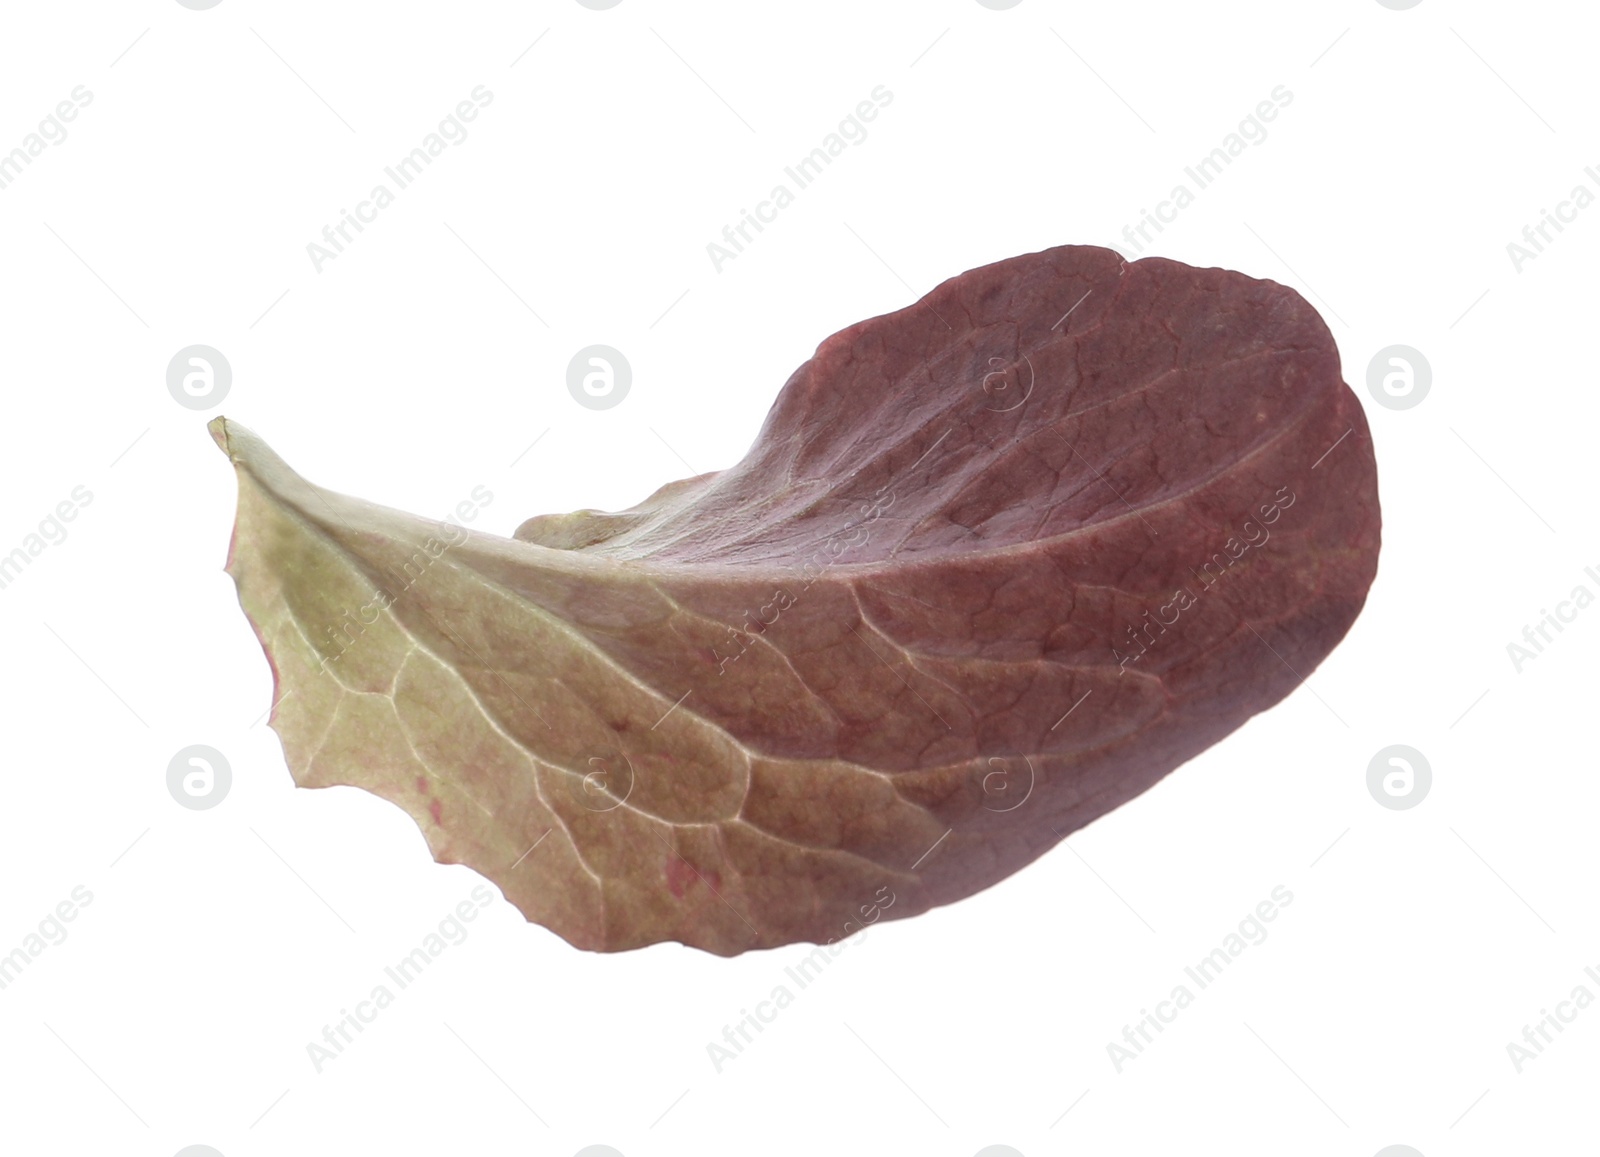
213 243 1380 956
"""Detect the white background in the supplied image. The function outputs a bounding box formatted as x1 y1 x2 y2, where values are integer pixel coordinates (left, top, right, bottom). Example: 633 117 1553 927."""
0 2 1594 1155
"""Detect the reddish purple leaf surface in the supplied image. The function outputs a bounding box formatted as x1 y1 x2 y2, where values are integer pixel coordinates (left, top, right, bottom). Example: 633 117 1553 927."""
213 243 1380 955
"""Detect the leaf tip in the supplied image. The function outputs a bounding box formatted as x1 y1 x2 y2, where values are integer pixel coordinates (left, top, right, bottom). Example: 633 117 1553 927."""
207 415 233 459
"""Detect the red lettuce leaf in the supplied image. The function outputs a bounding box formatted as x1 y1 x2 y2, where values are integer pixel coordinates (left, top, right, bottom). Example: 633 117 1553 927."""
212 243 1380 955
